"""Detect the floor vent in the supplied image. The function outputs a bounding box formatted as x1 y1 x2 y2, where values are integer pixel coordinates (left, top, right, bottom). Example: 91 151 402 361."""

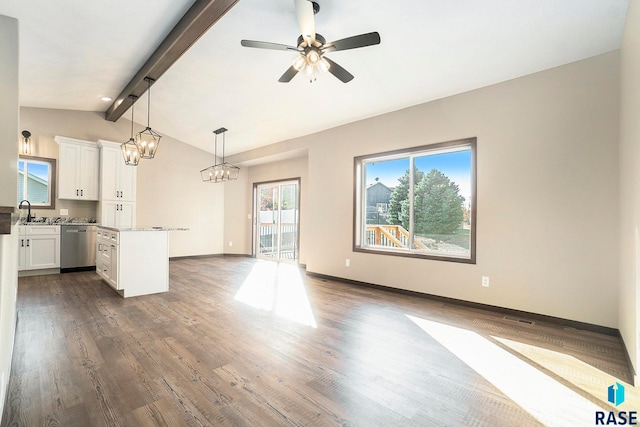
504 315 535 325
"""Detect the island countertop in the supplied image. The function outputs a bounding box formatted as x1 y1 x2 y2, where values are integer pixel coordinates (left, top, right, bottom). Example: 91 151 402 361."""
97 225 189 232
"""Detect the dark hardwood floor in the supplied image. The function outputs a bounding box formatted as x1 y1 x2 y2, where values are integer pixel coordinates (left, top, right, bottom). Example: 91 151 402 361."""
1 256 634 426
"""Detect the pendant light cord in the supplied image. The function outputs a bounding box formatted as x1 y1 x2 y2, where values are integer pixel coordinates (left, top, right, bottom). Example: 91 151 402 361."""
129 95 137 138
145 77 154 129
147 78 151 127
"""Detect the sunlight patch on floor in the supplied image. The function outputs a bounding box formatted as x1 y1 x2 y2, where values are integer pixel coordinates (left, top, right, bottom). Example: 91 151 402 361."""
493 335 638 409
406 314 604 426
235 260 317 328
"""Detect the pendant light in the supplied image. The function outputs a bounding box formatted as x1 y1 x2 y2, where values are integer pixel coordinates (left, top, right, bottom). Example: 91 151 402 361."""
136 77 162 159
200 127 240 183
121 95 141 166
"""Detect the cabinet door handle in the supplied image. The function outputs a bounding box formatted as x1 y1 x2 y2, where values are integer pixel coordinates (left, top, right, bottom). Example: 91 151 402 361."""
81 189 83 196
26 239 30 247
76 189 79 196
98 243 102 251
20 239 24 247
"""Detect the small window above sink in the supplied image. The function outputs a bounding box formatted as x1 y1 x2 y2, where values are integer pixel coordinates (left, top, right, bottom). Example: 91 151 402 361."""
18 155 56 209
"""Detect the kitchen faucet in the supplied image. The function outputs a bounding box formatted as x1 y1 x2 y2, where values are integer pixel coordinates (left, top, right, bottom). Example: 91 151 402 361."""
18 199 32 222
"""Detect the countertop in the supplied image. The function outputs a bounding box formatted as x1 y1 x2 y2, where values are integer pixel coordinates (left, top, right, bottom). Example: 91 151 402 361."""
97 225 189 232
18 217 97 225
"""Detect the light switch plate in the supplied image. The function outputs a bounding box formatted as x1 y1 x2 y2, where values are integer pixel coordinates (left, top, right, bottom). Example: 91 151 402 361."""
60 209 69 216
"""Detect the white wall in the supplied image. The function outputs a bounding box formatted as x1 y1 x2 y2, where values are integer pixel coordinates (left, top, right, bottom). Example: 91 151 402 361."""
619 1 640 377
0 14 19 418
19 107 225 257
224 52 620 328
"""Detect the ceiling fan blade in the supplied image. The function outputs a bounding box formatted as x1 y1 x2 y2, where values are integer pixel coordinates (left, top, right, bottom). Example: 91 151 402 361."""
241 40 300 52
294 0 316 46
324 57 354 83
278 66 299 83
322 32 381 53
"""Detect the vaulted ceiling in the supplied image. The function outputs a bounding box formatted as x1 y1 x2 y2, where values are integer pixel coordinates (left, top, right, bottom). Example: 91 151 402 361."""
0 0 629 155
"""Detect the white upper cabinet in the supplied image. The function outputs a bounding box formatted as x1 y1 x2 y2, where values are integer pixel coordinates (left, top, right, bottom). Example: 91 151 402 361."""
97 140 137 228
98 140 137 202
55 136 99 200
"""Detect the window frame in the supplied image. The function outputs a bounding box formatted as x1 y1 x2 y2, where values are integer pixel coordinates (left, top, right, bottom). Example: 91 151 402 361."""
18 155 57 209
353 137 477 264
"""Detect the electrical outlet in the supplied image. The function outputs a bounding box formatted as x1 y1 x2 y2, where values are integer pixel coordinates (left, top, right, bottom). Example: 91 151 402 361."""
228 241 233 247
482 276 490 287
60 209 69 216
345 258 350 267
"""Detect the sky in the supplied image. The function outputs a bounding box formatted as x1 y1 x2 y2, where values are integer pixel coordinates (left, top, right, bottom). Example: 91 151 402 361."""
18 160 50 182
365 150 472 202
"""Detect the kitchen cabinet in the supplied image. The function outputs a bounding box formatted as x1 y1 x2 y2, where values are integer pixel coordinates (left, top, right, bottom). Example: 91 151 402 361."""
18 225 61 271
101 201 135 229
96 227 168 297
55 136 99 200
96 228 119 289
97 140 137 228
98 140 136 202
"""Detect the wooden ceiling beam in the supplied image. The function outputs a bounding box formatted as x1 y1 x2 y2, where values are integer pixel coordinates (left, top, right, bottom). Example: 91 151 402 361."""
104 0 239 122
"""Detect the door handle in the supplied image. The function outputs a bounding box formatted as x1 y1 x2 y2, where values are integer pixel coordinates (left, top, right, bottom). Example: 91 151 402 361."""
26 239 30 247
20 239 24 247
80 189 83 196
76 189 79 196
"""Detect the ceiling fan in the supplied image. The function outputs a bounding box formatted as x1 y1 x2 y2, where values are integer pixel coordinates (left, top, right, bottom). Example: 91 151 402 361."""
240 0 381 83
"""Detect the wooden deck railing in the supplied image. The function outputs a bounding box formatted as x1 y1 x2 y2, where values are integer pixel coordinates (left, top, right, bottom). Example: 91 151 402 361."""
365 225 426 250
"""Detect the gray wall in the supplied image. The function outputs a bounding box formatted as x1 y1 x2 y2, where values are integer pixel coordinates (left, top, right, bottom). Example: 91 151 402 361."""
619 1 640 379
0 14 19 417
224 52 620 329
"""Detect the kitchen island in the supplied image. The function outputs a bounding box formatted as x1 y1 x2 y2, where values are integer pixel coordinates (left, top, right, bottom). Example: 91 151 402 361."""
96 226 173 298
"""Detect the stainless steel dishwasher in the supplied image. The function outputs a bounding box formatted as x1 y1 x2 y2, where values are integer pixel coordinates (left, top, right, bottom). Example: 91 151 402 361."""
60 225 97 272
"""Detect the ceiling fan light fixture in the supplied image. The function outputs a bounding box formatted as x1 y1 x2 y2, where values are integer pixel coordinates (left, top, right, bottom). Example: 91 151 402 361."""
306 49 320 64
292 55 307 71
318 57 330 73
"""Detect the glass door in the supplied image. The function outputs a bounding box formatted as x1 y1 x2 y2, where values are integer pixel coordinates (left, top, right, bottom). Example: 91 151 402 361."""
255 180 299 262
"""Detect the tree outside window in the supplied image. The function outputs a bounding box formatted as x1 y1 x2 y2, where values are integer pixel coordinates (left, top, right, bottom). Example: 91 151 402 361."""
355 138 476 263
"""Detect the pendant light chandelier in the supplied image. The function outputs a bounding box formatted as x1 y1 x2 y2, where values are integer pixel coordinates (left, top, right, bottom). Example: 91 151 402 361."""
135 77 162 159
200 127 240 183
121 95 141 166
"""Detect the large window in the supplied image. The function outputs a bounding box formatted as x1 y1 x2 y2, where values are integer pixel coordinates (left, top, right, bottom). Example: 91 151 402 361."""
18 156 56 209
354 138 476 263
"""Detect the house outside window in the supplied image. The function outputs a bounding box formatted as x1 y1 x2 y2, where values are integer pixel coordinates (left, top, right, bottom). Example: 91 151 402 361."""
354 138 476 263
18 156 56 209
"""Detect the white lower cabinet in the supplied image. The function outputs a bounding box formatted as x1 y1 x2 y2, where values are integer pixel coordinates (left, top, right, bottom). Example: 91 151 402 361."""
100 201 135 229
96 227 168 297
18 225 61 271
96 228 120 289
